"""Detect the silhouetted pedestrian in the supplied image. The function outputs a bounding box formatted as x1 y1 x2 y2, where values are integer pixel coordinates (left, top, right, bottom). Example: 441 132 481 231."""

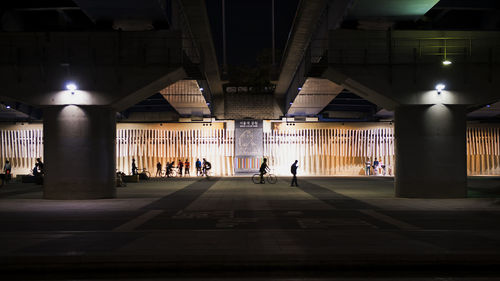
291 160 298 187
131 158 138 175
156 162 162 177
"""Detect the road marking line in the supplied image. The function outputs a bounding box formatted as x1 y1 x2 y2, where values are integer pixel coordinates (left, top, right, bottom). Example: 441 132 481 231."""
113 210 163 232
359 209 421 231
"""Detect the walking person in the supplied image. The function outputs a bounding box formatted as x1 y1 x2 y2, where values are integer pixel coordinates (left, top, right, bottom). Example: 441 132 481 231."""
259 158 269 184
195 158 202 176
156 162 162 177
184 159 190 176
290 160 298 187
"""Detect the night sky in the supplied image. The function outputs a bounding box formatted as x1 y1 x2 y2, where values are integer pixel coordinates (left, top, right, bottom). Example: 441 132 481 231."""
206 0 299 66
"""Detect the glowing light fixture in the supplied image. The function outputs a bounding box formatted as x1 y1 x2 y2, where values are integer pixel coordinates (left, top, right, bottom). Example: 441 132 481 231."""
298 87 302 91
199 87 204 91
6 105 11 109
442 60 452 65
66 82 77 94
435 83 445 94
486 104 491 108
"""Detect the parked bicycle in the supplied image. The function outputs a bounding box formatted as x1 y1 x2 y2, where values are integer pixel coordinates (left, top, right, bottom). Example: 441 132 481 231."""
137 168 151 179
252 173 277 184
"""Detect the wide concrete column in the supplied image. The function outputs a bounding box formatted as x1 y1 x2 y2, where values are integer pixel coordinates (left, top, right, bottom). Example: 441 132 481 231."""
395 104 467 198
43 105 116 199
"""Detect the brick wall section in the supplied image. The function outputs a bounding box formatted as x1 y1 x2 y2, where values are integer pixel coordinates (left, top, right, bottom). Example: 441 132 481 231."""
224 93 282 119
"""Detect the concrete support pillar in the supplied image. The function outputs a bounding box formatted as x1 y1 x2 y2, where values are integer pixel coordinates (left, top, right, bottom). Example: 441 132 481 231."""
395 104 467 198
43 105 116 199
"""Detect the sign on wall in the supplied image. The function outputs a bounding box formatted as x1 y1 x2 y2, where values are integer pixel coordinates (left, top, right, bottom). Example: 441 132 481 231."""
234 120 263 173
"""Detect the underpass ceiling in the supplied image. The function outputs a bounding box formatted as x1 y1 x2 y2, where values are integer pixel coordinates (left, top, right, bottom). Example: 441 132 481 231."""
287 78 343 116
159 80 211 116
347 0 440 20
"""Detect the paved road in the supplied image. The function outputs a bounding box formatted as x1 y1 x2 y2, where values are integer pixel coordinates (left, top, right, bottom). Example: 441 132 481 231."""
1 176 500 279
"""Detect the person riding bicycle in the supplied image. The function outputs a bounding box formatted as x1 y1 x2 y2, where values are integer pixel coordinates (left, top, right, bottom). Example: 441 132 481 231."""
259 158 269 184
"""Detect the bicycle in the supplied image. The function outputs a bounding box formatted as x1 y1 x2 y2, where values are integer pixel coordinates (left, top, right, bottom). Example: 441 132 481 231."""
137 168 151 179
163 167 177 178
252 173 277 184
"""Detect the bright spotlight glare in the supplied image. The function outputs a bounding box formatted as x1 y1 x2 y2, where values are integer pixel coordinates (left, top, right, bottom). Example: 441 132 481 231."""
6 105 11 109
442 60 452 65
199 88 204 91
66 83 77 91
435 83 446 92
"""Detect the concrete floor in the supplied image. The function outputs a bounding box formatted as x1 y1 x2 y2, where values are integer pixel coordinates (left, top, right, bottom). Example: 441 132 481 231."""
1 176 500 280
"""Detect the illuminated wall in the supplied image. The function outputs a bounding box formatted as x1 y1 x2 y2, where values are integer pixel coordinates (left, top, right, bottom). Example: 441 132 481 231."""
0 123 499 177
265 126 395 176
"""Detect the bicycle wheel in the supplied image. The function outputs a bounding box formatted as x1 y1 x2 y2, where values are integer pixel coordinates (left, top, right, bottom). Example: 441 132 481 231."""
267 174 277 184
252 174 261 184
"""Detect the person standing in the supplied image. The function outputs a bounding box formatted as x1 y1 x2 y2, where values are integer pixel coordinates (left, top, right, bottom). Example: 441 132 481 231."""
365 160 371 176
184 159 190 176
202 158 211 177
290 160 298 187
36 158 44 175
373 158 380 176
196 158 202 176
178 160 184 177
131 158 138 175
156 162 162 177
3 160 12 183
259 158 269 184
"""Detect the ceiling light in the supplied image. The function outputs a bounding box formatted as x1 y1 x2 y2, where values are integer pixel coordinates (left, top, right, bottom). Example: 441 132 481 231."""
442 60 452 65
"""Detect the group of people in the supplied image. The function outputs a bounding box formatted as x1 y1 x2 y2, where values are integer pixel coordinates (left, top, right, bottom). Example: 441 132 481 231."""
365 158 387 176
1 158 44 186
131 158 211 178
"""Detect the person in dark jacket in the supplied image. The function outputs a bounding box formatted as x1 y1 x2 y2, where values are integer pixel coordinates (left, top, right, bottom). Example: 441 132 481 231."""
290 160 298 187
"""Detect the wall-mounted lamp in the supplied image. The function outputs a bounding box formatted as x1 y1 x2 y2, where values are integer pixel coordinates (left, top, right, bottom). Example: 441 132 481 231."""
66 82 78 94
435 83 446 94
